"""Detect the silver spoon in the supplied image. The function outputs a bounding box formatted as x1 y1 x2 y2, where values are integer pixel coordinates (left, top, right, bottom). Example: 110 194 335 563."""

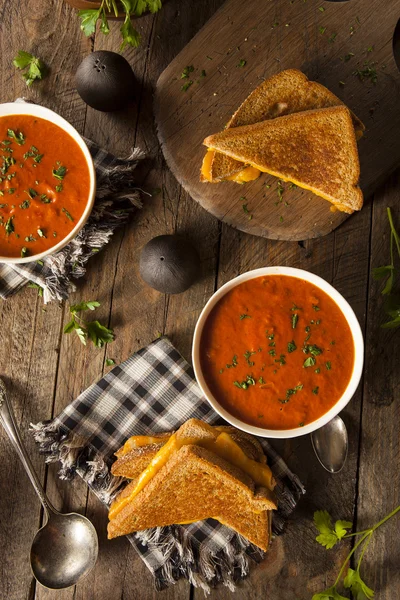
0 378 98 589
311 415 348 473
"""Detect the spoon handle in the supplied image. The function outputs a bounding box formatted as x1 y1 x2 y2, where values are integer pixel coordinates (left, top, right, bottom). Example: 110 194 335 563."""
0 378 56 518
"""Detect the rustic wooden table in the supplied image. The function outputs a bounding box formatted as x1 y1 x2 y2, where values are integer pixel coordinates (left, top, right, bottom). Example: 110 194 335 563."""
0 2 399 600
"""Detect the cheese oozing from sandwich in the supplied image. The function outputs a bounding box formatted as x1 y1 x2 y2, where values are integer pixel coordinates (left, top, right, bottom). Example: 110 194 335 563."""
201 149 260 183
109 431 274 520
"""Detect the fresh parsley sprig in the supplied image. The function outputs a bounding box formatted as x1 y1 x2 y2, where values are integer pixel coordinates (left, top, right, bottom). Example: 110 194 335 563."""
78 0 162 52
312 505 400 599
64 301 114 348
373 207 400 329
13 51 46 86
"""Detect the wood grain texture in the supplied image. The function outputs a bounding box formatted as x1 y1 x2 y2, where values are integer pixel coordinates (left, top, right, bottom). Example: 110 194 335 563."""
0 0 399 599
155 0 400 240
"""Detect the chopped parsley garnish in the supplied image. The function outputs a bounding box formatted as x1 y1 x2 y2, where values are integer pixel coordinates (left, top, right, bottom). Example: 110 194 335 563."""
284 384 303 401
62 207 74 221
353 62 377 84
7 129 25 145
312 386 319 395
5 216 14 236
37 228 46 238
287 340 297 353
25 188 38 199
244 350 256 366
269 349 276 356
25 234 36 242
41 194 52 204
181 65 194 79
56 184 63 193
21 246 28 258
304 344 323 356
233 374 256 390
299 422 304 427
258 376 265 384
330 340 336 345
242 200 252 220
8 188 15 194
319 26 326 34
312 304 321 311
24 146 43 162
326 361 332 370
20 200 30 210
240 313 251 320
238 59 247 67
303 356 316 368
315 368 321 374
226 355 238 369
275 354 286 365
292 313 298 329
53 164 67 180
181 80 193 92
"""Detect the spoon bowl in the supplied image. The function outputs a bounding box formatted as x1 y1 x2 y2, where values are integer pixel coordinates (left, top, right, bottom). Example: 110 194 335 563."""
0 378 99 589
31 511 98 589
311 415 348 473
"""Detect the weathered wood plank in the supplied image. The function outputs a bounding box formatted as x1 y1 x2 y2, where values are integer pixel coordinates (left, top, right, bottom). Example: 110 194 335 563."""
355 173 400 599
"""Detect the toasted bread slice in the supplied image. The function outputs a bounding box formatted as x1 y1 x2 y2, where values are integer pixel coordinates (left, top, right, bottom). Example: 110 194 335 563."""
111 419 269 479
204 106 363 213
108 444 275 550
201 69 364 183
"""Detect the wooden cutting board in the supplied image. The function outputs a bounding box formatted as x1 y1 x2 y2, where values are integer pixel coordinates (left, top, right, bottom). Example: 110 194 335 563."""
154 0 400 241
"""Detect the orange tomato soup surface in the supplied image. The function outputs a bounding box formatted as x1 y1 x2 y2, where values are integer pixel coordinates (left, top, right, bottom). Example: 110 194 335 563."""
200 275 355 430
0 115 91 258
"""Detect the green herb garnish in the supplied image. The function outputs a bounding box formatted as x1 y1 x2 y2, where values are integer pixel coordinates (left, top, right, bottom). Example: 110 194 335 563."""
244 350 256 366
237 59 247 67
5 216 14 236
312 505 400 600
181 65 194 78
64 300 114 348
372 207 400 328
7 129 25 145
13 51 46 86
287 340 297 353
353 61 377 84
21 246 28 258
106 358 115 366
326 361 332 370
240 313 251 320
181 80 193 92
312 304 320 311
37 228 46 238
303 356 316 368
226 355 238 369
312 386 319 395
292 313 298 329
53 164 67 180
62 207 74 221
20 200 30 210
56 184 63 193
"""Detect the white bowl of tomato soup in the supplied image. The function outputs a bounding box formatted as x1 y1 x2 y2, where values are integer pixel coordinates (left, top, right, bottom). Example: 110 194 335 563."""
192 267 364 439
0 103 96 263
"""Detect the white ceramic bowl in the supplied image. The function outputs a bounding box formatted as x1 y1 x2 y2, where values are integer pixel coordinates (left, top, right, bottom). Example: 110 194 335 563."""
192 266 364 439
0 102 96 264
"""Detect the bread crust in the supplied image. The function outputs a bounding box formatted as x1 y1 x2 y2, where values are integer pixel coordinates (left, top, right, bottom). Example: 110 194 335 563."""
206 69 364 182
204 105 363 213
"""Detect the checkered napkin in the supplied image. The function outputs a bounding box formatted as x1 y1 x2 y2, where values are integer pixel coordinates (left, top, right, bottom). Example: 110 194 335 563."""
31 337 305 593
0 136 143 303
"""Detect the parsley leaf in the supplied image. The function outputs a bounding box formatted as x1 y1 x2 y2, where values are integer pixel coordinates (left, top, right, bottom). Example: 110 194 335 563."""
70 301 101 313
119 8 141 50
78 9 101 36
312 587 349 600
87 320 115 348
314 510 341 549
287 340 297 353
52 164 67 180
373 208 400 328
106 358 115 366
64 301 114 348
13 51 46 86
344 568 374 599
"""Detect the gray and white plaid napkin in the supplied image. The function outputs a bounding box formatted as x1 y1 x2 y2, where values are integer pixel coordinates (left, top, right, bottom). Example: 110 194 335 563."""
0 137 143 303
31 336 305 593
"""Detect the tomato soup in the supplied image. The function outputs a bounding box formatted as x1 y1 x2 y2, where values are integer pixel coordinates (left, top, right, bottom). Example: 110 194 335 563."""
0 115 91 258
200 275 355 430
